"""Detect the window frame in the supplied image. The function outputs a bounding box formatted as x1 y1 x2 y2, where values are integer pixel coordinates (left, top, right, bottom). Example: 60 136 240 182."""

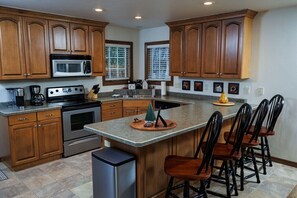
145 40 173 86
103 40 133 86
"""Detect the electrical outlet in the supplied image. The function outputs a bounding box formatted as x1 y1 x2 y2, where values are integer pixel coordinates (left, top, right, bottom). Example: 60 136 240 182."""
104 140 111 147
205 84 209 91
243 86 251 95
256 87 264 96
175 82 181 89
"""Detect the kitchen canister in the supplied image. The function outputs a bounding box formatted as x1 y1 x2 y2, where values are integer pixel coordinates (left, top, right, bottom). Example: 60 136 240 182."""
161 81 166 96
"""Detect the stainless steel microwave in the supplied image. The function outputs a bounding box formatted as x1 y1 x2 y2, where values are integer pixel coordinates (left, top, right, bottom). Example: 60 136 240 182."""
50 54 92 78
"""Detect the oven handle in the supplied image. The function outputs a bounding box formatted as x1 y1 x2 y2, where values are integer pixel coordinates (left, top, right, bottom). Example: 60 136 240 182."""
68 136 99 146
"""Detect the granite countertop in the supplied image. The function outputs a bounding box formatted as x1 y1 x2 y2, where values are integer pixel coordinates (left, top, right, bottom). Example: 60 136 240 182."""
0 103 61 116
84 97 256 148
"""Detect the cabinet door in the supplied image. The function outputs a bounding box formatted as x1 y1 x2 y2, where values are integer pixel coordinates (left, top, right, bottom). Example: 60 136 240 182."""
169 26 184 76
9 122 39 166
23 17 50 79
184 24 202 77
70 23 89 55
89 26 105 75
220 18 243 79
0 14 25 79
201 21 222 78
49 20 70 54
38 118 63 158
123 108 138 117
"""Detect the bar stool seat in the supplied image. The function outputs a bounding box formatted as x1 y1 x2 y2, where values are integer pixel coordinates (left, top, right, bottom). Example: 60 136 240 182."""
248 126 275 136
224 132 260 147
164 156 211 181
211 143 241 160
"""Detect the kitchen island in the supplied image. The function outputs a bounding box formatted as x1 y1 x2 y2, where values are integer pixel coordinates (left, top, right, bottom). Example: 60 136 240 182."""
84 98 253 198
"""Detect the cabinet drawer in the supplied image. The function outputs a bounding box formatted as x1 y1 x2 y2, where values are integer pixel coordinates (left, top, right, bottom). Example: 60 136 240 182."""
102 100 122 111
37 109 61 121
9 113 37 125
123 100 152 108
102 109 122 121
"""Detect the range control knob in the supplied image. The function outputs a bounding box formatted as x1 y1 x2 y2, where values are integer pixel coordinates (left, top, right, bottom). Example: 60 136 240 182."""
80 89 83 92
55 89 59 92
50 91 54 94
68 88 72 92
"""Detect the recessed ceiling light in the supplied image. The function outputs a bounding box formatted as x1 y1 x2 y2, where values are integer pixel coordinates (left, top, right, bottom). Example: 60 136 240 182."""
94 8 103 12
135 16 142 20
203 1 213 5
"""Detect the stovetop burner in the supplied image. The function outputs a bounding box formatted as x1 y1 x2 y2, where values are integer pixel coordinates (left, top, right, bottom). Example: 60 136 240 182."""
46 85 101 110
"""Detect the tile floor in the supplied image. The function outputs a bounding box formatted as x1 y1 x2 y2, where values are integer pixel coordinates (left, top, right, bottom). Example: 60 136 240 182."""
0 150 296 198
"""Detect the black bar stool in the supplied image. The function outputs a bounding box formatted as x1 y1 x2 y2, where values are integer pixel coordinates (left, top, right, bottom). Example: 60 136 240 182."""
164 111 223 198
206 103 252 198
248 94 284 174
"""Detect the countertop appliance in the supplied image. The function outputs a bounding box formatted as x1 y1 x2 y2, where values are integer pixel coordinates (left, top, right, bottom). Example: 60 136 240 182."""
50 54 92 78
15 88 25 109
46 85 101 157
30 85 45 106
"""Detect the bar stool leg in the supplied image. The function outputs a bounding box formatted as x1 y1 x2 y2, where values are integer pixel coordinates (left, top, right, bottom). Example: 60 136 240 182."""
165 177 174 198
251 148 260 183
260 137 267 175
224 161 231 198
229 160 238 196
265 137 273 167
184 181 190 198
240 156 244 191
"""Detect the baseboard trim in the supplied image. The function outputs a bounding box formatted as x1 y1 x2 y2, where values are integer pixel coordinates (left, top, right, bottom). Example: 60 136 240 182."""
271 156 297 168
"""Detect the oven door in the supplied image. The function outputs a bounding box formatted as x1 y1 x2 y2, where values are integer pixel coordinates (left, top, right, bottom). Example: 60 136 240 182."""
62 106 101 141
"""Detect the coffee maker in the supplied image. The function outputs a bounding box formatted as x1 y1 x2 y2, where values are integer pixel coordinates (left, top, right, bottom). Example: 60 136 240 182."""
30 85 45 106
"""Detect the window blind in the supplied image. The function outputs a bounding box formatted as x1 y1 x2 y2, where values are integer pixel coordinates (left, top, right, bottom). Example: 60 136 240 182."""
105 44 130 81
147 44 170 81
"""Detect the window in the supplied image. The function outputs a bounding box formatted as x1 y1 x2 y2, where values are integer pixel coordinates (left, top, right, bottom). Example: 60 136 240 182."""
145 41 172 86
103 40 133 85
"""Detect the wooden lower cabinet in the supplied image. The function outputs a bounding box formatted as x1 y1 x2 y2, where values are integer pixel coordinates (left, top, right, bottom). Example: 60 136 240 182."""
107 118 232 198
9 122 39 166
123 100 152 117
7 109 62 170
101 100 123 121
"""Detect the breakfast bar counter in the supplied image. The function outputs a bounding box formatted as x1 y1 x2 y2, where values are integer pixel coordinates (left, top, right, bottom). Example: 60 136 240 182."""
84 97 254 198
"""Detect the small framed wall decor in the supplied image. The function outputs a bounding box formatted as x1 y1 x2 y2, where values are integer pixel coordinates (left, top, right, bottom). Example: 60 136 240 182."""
228 83 239 95
213 82 224 93
194 81 203 92
182 80 191 90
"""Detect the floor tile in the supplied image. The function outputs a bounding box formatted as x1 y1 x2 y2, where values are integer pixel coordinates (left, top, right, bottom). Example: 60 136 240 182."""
70 181 93 198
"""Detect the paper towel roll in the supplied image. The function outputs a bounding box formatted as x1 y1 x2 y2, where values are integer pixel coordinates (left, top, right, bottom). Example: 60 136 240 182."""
161 81 166 96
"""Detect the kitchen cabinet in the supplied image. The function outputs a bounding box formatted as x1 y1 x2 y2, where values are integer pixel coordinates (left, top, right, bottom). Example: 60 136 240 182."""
49 20 89 55
7 109 62 170
23 17 50 78
169 26 184 76
169 24 202 77
123 100 152 117
0 14 25 80
101 100 123 121
89 26 105 76
201 21 222 78
167 9 257 79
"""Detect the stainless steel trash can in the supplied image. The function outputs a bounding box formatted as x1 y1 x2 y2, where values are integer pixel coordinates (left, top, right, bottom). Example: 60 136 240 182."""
92 148 136 198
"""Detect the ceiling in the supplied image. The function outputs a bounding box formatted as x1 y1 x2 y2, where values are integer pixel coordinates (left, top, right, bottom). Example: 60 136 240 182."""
0 0 297 29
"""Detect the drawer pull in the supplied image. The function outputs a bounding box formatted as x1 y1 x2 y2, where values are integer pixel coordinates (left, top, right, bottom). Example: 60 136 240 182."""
18 117 28 121
46 113 54 117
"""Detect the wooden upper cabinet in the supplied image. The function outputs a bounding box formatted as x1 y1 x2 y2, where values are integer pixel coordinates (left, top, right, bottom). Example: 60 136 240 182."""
89 26 105 76
201 21 222 78
169 26 184 76
70 23 89 55
184 24 202 76
49 20 70 54
0 14 25 79
23 17 50 78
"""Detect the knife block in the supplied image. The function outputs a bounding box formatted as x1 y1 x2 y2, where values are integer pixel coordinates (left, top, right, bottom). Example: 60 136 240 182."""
87 90 98 99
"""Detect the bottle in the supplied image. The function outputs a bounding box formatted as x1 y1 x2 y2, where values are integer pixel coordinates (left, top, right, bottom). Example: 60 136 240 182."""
142 79 148 89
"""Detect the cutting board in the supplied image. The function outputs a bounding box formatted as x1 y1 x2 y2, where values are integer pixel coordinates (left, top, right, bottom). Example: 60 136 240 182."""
130 119 176 131
212 101 235 106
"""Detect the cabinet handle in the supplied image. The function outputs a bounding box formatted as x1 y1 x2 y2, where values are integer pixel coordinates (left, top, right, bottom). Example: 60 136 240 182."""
110 105 115 107
27 73 31 76
34 125 37 128
23 74 27 76
46 113 54 117
18 117 28 121
220 73 222 76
